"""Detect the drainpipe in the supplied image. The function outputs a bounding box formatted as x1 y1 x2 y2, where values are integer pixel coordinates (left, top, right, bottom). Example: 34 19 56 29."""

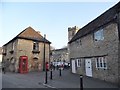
49 44 50 64
43 34 46 71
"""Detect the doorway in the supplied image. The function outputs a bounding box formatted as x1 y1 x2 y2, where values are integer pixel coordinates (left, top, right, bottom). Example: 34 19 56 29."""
85 59 92 77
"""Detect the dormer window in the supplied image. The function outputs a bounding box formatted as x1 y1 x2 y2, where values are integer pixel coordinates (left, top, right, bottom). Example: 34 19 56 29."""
94 29 104 41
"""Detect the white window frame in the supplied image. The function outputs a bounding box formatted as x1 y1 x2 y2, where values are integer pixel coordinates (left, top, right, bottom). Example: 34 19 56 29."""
94 29 104 41
76 59 81 67
96 57 107 69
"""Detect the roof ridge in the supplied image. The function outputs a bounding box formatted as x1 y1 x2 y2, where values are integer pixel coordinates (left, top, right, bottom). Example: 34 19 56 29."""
3 27 51 46
68 1 120 44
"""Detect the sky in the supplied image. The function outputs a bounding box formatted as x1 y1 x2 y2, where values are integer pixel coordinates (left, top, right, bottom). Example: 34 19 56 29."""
0 1 119 49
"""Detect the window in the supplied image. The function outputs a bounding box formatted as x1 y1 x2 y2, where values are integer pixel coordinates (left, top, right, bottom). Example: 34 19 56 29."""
79 40 82 45
96 58 99 68
72 31 74 36
76 39 82 48
76 59 81 67
33 42 39 51
94 29 104 41
12 42 15 50
96 57 107 69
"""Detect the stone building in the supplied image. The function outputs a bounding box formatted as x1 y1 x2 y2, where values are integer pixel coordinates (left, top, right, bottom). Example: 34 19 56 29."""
0 47 2 65
50 48 68 63
2 27 51 72
68 26 79 42
68 2 120 85
50 26 78 65
68 26 79 64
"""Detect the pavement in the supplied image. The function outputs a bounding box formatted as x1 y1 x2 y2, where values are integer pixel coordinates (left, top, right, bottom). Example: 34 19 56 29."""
2 69 119 89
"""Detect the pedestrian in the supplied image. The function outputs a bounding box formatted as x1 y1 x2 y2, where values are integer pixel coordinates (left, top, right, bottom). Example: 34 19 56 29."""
2 63 6 74
57 65 59 70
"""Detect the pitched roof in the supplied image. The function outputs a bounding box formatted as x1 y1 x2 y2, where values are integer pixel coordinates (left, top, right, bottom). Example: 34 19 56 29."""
52 47 68 52
4 26 51 46
69 2 120 44
18 27 43 39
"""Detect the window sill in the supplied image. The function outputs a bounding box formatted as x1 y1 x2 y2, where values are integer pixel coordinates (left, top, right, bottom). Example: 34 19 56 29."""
96 67 107 70
32 50 40 53
2 52 6 55
9 50 14 54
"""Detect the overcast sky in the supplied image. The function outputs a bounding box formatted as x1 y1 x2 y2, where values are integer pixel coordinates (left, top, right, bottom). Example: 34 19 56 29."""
0 1 119 49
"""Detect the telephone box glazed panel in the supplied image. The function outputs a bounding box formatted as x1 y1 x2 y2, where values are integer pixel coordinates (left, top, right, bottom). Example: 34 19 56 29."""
19 56 28 73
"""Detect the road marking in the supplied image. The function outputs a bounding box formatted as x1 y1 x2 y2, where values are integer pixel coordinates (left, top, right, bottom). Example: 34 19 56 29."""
40 83 61 90
43 83 56 88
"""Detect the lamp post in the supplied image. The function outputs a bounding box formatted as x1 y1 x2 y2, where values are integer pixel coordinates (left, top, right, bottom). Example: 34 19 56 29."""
80 75 83 90
43 34 46 71
43 34 48 84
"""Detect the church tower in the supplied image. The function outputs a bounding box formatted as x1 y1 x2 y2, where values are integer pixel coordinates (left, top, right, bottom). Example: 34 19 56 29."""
67 26 79 63
68 26 79 42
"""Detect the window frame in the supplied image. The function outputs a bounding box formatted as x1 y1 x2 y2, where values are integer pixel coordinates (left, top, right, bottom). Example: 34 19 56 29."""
76 59 81 67
94 29 104 41
95 57 107 69
33 42 39 51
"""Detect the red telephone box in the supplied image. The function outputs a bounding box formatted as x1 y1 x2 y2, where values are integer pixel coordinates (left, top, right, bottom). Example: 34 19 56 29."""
19 56 28 73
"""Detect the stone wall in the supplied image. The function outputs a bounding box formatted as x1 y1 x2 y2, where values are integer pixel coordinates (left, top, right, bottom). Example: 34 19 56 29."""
16 39 50 72
2 39 18 72
117 11 120 87
50 48 69 63
69 23 119 84
2 38 50 72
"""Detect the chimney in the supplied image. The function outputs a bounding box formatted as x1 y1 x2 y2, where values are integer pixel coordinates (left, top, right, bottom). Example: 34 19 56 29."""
37 31 41 35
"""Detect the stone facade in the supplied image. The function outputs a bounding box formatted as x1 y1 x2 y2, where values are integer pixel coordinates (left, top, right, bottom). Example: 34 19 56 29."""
68 26 79 64
68 2 120 85
50 26 78 64
50 48 69 63
0 47 2 65
2 27 51 72
69 23 119 84
68 26 79 42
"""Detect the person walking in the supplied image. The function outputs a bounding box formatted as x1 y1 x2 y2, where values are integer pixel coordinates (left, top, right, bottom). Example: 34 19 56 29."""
2 63 6 74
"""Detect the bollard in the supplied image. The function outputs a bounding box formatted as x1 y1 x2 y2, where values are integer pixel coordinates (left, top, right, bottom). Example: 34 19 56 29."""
45 69 48 84
59 68 61 76
50 69 52 80
80 75 83 90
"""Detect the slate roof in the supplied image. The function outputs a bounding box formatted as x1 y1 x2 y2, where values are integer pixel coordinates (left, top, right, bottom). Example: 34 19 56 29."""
4 26 51 46
68 2 120 44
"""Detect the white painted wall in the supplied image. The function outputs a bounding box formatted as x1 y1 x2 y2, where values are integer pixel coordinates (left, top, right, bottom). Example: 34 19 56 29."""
0 55 2 63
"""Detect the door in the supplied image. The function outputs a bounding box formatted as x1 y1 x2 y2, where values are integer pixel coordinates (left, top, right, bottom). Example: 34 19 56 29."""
85 59 92 77
72 60 76 73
